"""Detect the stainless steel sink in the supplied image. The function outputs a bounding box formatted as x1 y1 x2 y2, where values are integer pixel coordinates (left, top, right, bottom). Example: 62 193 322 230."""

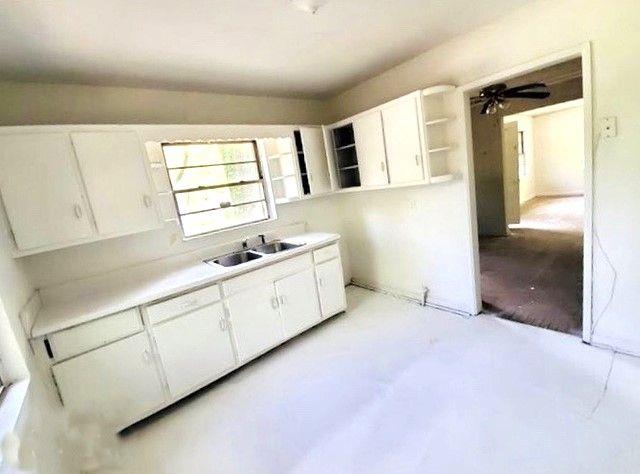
253 240 302 254
206 250 262 267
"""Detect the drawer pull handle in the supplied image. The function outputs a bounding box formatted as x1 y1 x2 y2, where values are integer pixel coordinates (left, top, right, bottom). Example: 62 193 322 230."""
279 295 286 306
415 154 420 166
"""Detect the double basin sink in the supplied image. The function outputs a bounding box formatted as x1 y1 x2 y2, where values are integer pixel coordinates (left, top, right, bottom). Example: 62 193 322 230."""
205 240 302 267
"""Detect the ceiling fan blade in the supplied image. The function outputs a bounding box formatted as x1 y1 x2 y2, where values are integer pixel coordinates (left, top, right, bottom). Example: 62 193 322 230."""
503 82 548 94
503 91 551 99
480 100 491 114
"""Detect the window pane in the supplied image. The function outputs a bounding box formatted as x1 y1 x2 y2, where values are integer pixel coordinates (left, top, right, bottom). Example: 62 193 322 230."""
168 163 260 191
272 176 300 200
175 183 265 214
181 202 269 237
163 142 257 168
269 153 296 177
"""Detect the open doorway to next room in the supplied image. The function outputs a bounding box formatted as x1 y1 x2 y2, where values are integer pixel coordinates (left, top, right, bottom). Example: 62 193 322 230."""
470 58 584 335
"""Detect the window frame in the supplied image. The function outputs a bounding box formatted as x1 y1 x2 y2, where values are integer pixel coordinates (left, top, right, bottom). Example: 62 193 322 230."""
161 140 276 239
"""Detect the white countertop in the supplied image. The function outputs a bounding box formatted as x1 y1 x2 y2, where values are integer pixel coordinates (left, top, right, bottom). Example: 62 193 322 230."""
31 232 340 338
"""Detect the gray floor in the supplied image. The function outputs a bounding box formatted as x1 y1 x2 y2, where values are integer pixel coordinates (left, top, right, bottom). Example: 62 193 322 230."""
114 286 640 474
479 196 583 335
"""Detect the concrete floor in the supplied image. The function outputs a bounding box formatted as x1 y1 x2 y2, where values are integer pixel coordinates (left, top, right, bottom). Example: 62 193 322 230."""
479 196 583 335
113 286 640 473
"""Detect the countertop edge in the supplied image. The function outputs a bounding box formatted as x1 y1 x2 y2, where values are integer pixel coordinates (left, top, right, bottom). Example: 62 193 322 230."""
31 233 340 338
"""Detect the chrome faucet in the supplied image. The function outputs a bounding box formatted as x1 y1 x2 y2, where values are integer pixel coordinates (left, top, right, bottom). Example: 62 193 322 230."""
241 239 249 249
259 234 267 244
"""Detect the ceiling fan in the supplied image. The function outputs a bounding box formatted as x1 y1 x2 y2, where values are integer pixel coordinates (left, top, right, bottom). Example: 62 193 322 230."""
471 82 551 114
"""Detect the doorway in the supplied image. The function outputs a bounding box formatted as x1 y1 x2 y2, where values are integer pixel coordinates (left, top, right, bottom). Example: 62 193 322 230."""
467 57 586 335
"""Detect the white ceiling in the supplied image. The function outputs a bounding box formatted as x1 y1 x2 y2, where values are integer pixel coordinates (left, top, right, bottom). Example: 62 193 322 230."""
0 0 534 99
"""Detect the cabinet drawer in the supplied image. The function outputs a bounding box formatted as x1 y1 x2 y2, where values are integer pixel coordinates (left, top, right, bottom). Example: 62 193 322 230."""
146 284 221 325
48 308 142 361
223 253 312 296
313 243 340 264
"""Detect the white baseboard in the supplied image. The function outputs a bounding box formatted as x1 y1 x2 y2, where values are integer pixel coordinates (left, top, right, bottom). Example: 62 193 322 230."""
349 279 473 318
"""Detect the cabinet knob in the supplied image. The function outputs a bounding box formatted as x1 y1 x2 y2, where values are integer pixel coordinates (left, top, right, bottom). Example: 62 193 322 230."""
270 296 279 309
415 154 421 166
318 277 324 287
279 295 286 306
73 204 83 219
143 194 153 208
219 318 227 331
380 161 386 173
142 350 152 365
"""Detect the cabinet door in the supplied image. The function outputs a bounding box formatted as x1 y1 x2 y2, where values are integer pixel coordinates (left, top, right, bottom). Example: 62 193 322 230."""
71 131 161 236
226 282 284 363
381 97 424 184
153 302 236 398
275 268 321 337
52 332 164 427
0 133 94 250
353 112 389 186
300 127 332 194
316 258 347 318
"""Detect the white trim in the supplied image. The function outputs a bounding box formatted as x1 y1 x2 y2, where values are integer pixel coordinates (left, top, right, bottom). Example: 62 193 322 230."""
458 43 594 340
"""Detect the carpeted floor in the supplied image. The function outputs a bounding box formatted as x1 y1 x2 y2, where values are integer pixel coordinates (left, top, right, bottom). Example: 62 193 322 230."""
479 196 583 335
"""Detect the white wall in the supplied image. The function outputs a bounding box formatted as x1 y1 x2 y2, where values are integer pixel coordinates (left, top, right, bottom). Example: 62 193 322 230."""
533 105 584 196
325 0 640 353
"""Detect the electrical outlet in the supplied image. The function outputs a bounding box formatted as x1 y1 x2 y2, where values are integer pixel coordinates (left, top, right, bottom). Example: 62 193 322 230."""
601 117 617 138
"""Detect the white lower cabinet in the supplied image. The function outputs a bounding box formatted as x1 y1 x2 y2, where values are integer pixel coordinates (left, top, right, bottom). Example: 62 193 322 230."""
275 268 321 337
316 257 347 317
47 243 346 430
152 301 235 398
226 282 285 363
52 332 164 427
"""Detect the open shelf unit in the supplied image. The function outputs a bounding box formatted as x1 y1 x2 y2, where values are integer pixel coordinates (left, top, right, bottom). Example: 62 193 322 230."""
331 123 361 189
422 85 456 181
293 130 311 196
262 137 301 202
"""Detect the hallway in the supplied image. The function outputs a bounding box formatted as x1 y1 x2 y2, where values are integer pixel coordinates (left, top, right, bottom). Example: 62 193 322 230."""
479 196 583 335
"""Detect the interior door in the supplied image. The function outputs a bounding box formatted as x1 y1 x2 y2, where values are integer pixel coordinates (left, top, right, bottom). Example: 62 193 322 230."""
71 131 161 236
502 122 521 225
353 112 389 186
0 133 94 250
316 258 347 318
226 282 285 363
300 127 332 194
52 332 164 427
275 268 321 337
381 96 424 184
153 301 236 398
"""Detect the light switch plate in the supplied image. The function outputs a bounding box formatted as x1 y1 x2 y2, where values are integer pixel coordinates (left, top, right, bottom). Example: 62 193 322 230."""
601 117 617 138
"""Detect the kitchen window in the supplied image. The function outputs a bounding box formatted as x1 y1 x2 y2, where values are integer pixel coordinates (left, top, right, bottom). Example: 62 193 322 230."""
162 141 273 237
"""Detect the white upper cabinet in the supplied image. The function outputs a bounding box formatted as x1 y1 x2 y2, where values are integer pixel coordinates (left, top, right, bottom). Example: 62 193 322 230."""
299 127 332 195
353 112 389 186
0 133 94 251
381 95 425 184
71 131 161 236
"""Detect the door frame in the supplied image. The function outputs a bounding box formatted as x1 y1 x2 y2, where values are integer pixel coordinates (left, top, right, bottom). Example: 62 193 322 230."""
459 43 593 342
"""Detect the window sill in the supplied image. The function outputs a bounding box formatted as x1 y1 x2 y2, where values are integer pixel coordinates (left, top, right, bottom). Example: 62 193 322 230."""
0 378 29 465
180 215 278 242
